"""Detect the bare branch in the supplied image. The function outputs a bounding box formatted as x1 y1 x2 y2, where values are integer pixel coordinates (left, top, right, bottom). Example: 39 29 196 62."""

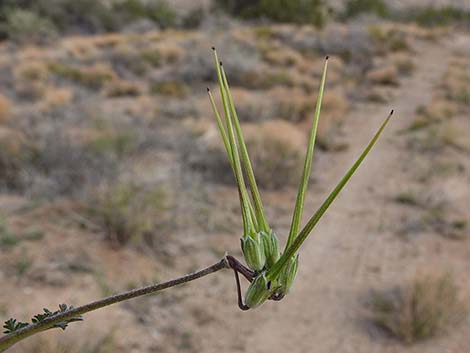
0 257 229 352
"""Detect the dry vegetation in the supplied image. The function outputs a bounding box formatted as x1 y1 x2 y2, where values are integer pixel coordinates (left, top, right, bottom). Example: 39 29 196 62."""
371 274 466 343
0 1 469 352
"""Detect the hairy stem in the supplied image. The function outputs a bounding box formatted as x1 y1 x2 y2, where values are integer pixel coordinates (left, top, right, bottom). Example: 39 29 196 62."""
0 257 229 352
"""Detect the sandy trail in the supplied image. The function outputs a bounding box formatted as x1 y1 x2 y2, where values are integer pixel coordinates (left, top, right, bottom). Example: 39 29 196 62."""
192 35 469 353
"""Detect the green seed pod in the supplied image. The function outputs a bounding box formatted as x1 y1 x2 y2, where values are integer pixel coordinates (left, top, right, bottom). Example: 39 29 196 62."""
278 254 299 295
245 273 274 309
260 230 280 268
241 233 266 272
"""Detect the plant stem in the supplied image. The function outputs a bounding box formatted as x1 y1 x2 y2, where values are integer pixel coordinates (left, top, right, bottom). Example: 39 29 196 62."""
0 257 229 352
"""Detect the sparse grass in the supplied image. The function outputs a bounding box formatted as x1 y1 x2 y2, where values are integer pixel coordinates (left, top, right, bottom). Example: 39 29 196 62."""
89 183 170 246
13 61 49 82
88 130 137 158
0 95 11 125
217 0 327 28
442 65 470 105
3 9 57 44
371 274 466 343
393 191 420 206
151 81 187 98
103 79 140 98
368 25 410 54
140 48 162 67
0 221 19 249
406 6 470 27
394 56 414 75
39 87 74 111
366 66 399 86
49 62 116 89
21 228 44 242
14 249 33 277
344 0 388 19
254 26 276 41
20 129 118 198
0 128 33 190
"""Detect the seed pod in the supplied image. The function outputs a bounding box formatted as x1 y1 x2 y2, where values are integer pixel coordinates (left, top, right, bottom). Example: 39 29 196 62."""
278 254 299 295
260 230 280 268
241 233 266 272
245 273 274 309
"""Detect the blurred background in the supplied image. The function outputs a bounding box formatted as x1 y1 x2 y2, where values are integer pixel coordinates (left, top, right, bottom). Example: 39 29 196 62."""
0 0 468 352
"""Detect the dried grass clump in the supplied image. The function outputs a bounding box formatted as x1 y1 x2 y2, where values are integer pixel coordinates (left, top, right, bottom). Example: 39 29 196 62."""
151 81 187 98
371 274 466 343
0 95 12 125
366 66 399 86
0 128 32 189
12 61 50 100
245 120 305 189
49 62 116 89
442 62 470 105
89 183 171 246
39 87 74 112
103 79 140 98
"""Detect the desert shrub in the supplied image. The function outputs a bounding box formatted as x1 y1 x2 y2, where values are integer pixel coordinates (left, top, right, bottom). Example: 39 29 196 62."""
8 128 118 198
0 95 12 125
103 79 140 98
140 48 162 67
34 0 118 32
0 128 34 190
49 63 116 89
442 64 470 105
151 81 187 97
407 6 470 27
146 1 177 29
217 0 327 28
1 9 57 44
0 219 19 249
368 26 410 53
0 0 180 40
89 183 170 246
88 130 138 158
182 7 206 29
370 274 466 343
116 0 177 29
366 66 399 85
343 0 388 18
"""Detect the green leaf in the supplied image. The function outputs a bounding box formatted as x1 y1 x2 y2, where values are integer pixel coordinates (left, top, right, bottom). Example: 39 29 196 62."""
219 63 270 233
207 87 259 231
211 48 255 236
3 318 28 334
285 57 328 251
268 110 394 280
